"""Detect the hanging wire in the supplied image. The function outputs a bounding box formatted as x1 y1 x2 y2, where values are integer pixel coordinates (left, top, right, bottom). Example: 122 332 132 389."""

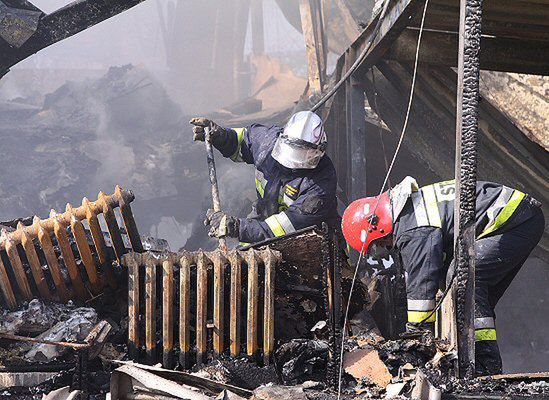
335 0 431 397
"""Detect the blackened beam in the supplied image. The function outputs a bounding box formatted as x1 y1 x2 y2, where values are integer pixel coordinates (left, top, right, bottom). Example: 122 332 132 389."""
0 0 146 78
351 0 426 76
454 0 483 379
2 0 40 11
388 28 549 76
318 0 425 120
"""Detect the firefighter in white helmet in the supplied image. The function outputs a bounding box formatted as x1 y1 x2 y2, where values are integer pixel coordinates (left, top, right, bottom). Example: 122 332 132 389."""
190 111 340 244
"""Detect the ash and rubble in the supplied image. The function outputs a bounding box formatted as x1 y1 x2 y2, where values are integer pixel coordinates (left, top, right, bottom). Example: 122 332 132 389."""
1 268 548 400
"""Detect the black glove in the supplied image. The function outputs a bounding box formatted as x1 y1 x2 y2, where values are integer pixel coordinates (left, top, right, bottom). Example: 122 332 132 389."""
189 117 227 142
204 209 240 239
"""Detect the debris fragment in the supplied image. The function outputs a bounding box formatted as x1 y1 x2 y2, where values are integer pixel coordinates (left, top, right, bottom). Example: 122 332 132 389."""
42 386 82 400
410 370 441 400
343 346 392 388
252 384 308 400
0 299 70 335
110 364 211 400
0 371 59 389
216 389 247 400
25 307 98 362
274 339 329 384
385 382 407 398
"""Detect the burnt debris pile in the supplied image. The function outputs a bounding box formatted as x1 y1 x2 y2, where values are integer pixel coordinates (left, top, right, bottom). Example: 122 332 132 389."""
0 190 548 399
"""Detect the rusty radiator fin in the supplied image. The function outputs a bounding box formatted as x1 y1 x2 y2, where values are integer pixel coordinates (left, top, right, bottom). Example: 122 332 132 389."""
195 251 208 366
212 250 225 357
0 186 143 309
123 248 282 369
162 258 175 369
246 250 259 359
145 257 157 364
263 248 276 365
229 250 242 358
179 252 192 368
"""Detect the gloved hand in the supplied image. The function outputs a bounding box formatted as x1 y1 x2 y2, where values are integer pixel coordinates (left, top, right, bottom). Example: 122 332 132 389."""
189 117 222 142
204 209 240 239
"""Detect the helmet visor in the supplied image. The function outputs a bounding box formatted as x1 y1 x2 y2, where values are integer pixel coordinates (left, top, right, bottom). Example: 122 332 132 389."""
272 135 325 169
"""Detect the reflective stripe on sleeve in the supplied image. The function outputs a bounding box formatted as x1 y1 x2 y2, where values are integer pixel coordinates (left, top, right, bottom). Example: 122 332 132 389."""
255 179 265 197
479 188 525 238
265 212 296 237
255 170 267 198
407 299 436 311
412 192 429 226
475 328 497 341
283 194 295 206
230 128 246 162
422 185 442 228
474 317 495 330
408 311 436 323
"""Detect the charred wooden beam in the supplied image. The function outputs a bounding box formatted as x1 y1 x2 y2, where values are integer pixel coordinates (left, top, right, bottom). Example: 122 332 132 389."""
299 0 328 93
345 74 367 200
251 0 265 56
389 28 549 75
0 0 147 78
454 0 483 379
353 0 426 76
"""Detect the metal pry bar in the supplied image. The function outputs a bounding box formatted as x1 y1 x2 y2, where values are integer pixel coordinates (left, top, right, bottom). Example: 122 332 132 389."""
204 126 228 251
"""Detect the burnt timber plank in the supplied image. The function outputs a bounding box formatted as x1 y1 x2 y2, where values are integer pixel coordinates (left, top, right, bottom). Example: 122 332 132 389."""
354 0 426 75
388 29 549 75
0 0 147 77
408 0 549 42
299 0 328 92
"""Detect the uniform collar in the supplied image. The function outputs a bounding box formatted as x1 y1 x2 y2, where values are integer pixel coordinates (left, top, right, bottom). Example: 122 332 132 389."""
389 176 419 221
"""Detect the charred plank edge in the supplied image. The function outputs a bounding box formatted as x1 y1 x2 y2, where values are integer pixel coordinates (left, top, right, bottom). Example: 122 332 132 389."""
110 361 253 398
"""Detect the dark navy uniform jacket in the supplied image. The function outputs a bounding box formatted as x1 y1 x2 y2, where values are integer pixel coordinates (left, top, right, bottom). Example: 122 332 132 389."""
213 123 340 243
391 179 538 323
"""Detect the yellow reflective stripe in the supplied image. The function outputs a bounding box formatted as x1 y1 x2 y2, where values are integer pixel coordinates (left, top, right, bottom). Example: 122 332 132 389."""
422 185 442 228
475 328 497 341
239 241 251 247
479 190 525 238
255 178 265 197
230 128 246 162
408 310 436 323
265 215 286 237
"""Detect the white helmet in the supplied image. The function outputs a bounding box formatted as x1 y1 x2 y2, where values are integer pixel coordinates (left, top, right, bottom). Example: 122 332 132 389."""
272 111 327 169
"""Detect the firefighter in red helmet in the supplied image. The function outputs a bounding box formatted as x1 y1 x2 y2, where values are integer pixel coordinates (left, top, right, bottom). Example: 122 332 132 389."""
341 177 544 376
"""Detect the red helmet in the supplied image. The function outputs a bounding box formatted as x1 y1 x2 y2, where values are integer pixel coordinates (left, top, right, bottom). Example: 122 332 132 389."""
342 191 393 254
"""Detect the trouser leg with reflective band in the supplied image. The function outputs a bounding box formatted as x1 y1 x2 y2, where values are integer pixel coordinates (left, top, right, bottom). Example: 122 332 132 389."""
474 205 544 375
399 227 444 331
